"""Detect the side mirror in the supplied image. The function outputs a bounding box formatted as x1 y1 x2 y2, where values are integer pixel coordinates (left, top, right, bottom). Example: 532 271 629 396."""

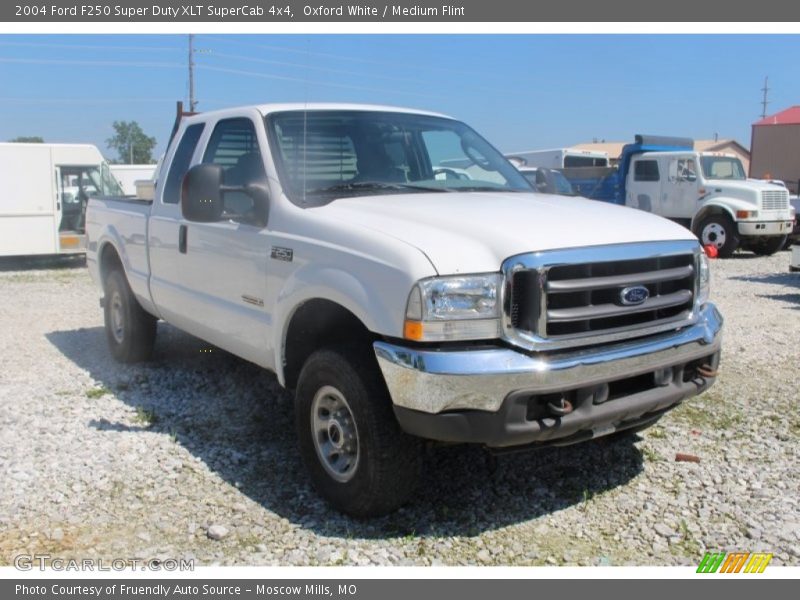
181 163 224 222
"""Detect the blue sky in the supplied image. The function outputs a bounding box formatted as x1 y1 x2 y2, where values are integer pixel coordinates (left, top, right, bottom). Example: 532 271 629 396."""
1 34 799 160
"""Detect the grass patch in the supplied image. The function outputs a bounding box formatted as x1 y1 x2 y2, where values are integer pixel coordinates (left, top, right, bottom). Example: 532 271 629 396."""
671 519 701 558
641 446 662 462
673 391 743 431
133 406 158 426
85 386 111 399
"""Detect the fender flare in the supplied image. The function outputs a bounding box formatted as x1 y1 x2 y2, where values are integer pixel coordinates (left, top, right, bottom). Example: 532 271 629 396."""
272 263 404 386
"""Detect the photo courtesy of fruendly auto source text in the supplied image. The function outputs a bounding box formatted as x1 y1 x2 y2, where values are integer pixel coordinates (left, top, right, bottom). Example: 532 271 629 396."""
0 0 798 597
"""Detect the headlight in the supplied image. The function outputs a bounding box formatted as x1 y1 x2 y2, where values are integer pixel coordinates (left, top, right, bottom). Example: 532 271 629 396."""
697 252 711 306
404 273 503 341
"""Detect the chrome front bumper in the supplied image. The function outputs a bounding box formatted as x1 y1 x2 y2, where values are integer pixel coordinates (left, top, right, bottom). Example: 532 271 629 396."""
375 303 722 447
374 303 722 416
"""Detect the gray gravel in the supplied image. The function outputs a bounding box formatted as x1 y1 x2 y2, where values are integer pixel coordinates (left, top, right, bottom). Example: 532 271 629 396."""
0 251 798 566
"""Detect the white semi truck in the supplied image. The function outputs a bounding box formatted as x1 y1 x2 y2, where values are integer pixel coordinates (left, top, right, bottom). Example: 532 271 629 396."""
0 143 123 257
86 104 722 516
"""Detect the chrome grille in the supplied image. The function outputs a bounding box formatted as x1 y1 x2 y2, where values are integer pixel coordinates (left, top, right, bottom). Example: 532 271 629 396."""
503 241 701 351
543 255 694 337
762 189 789 211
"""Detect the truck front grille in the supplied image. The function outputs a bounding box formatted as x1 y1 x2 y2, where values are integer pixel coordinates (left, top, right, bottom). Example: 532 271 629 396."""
762 189 789 211
504 242 700 351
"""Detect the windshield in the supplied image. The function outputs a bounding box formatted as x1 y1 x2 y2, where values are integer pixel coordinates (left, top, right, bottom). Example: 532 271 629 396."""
700 156 746 180
266 110 532 205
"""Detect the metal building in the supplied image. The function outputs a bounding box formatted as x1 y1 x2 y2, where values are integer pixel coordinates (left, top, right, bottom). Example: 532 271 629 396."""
750 105 800 193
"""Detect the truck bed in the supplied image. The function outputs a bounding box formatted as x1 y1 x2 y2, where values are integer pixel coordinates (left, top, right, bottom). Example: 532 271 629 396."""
85 196 153 311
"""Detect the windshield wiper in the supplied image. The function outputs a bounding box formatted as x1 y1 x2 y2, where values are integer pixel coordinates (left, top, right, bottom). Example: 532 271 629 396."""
308 181 450 195
455 185 521 192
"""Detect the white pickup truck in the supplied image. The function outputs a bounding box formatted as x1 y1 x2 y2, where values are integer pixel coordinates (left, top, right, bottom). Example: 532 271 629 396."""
86 104 723 516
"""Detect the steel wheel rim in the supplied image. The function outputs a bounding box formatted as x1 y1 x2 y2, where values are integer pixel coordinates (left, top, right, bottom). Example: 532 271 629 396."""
702 223 726 248
311 385 360 483
110 291 125 344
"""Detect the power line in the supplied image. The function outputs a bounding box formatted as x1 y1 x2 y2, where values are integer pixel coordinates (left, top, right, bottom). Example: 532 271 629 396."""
0 57 183 69
202 49 477 89
0 97 178 104
196 64 444 99
0 41 183 52
201 36 509 80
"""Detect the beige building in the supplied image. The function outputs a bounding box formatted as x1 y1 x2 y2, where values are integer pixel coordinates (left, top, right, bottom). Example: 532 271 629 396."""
750 106 800 192
574 138 750 172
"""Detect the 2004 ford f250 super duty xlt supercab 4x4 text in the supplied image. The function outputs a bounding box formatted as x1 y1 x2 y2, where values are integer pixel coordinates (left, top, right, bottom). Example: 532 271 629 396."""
86 104 723 516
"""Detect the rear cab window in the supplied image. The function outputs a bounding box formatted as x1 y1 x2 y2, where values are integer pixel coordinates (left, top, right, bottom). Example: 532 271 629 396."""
634 160 660 182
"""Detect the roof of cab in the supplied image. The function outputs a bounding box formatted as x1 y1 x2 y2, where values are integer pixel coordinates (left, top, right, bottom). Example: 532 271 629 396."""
182 103 452 123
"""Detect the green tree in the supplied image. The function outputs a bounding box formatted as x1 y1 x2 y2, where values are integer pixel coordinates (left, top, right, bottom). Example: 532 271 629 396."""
106 121 156 164
9 136 44 143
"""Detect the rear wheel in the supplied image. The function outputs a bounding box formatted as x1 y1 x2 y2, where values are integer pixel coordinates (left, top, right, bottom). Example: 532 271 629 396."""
698 214 739 258
751 235 788 256
103 269 157 363
295 347 422 517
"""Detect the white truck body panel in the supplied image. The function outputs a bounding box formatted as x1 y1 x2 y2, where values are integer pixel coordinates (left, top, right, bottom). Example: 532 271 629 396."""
316 192 696 275
0 143 109 256
109 164 157 196
505 148 610 169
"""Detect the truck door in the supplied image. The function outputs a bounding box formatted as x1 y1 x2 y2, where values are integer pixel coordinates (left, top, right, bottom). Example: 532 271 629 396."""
661 156 698 223
151 116 272 368
626 158 662 214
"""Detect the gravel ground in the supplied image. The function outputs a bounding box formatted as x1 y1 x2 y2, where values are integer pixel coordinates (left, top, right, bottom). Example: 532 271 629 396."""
0 251 798 567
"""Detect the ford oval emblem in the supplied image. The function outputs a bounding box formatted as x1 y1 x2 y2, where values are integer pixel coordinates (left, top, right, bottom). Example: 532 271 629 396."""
620 285 650 306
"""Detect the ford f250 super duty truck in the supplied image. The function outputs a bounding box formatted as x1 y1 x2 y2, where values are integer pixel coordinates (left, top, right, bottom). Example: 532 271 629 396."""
561 135 794 258
86 104 723 516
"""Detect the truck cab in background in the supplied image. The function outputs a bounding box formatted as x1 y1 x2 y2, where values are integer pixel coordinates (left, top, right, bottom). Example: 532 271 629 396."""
562 135 794 258
0 143 123 257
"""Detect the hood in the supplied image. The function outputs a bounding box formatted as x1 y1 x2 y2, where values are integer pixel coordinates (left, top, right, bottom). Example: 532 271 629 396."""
313 192 696 274
709 179 783 202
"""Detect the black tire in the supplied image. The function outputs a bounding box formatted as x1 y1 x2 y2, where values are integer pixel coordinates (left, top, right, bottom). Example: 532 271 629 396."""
751 235 788 256
103 269 157 363
295 347 422 517
698 214 739 258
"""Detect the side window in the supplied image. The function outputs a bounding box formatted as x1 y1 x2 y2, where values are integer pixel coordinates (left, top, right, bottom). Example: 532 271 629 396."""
677 158 697 182
203 118 266 218
203 117 266 182
163 124 204 204
634 160 660 182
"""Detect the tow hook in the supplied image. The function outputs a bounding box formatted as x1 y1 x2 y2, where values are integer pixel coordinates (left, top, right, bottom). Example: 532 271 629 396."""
697 364 718 378
547 396 574 416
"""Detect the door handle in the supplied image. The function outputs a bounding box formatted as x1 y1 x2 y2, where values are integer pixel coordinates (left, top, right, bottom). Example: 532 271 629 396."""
179 224 187 254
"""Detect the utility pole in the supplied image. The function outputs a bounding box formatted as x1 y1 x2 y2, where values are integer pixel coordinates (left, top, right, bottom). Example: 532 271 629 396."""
760 76 770 119
188 34 197 112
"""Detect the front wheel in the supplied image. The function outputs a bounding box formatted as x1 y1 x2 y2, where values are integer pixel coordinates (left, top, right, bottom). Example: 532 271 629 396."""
295 347 422 517
103 269 157 363
698 214 739 258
